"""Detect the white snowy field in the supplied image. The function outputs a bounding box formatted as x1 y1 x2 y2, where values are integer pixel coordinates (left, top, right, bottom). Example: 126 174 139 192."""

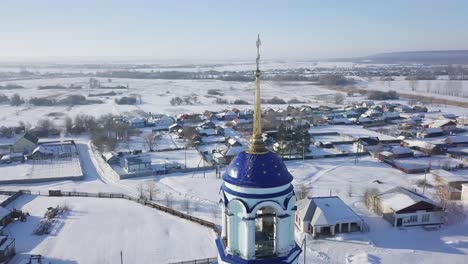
352 76 468 103
0 76 466 129
0 77 335 127
5 195 217 264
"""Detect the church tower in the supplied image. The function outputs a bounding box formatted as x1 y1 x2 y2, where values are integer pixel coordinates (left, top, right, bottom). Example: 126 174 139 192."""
216 35 302 263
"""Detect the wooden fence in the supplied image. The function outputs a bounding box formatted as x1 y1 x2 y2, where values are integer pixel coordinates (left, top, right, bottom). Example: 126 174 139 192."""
49 190 221 237
0 189 221 238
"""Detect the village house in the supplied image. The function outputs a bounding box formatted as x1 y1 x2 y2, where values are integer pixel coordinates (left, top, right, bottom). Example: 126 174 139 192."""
148 114 176 130
418 127 444 138
428 119 458 132
212 152 226 165
0 152 24 163
462 184 468 201
123 155 151 173
379 146 414 160
431 169 468 200
232 117 253 131
403 139 442 155
102 152 120 165
440 113 457 120
444 136 468 148
12 132 39 154
168 123 182 133
29 140 77 160
369 187 443 227
127 117 146 128
354 137 380 152
296 196 364 238
215 110 237 121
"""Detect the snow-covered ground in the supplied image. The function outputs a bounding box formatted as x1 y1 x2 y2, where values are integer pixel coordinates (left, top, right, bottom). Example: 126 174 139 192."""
0 77 334 127
0 67 467 263
0 157 82 184
1 142 468 263
5 195 217 264
352 76 468 103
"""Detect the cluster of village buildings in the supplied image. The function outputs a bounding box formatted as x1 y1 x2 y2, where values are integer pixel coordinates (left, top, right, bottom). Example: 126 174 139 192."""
0 99 466 253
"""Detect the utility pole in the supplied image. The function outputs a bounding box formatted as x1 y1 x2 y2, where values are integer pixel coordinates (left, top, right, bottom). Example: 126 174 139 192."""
120 251 123 264
423 168 428 195
302 234 307 264
302 139 305 168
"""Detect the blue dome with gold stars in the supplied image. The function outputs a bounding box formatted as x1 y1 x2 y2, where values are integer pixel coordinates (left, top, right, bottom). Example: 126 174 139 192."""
223 151 293 188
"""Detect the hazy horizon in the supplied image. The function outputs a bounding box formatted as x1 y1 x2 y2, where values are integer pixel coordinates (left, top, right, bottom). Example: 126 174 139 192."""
1 0 468 61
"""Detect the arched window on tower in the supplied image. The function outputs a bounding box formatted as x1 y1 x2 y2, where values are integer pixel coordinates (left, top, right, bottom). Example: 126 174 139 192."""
255 206 276 258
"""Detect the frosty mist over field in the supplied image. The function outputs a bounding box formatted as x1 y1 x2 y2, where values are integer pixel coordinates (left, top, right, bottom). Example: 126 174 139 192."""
0 1 468 264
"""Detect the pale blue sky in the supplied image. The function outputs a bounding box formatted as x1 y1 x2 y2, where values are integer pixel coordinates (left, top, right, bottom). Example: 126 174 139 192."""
1 0 467 60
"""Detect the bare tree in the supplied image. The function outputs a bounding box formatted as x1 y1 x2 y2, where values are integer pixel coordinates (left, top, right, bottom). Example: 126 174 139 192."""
295 184 309 200
408 75 419 92
435 186 465 225
137 182 145 199
347 184 353 197
182 198 191 214
144 132 159 152
145 180 159 201
211 205 219 219
164 193 174 208
373 143 384 158
364 188 380 213
334 93 345 104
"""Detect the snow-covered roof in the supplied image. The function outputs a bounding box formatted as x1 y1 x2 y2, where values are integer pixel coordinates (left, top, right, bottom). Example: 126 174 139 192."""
376 187 436 212
445 136 468 144
32 142 76 156
201 136 225 143
124 155 151 164
422 127 443 134
389 146 413 155
221 146 245 156
102 152 118 161
297 196 362 226
197 128 217 135
431 169 468 183
429 119 456 128
404 139 437 150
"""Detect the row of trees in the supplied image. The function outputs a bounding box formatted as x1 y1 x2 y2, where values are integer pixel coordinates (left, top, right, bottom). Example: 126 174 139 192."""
170 95 199 106
1 93 103 107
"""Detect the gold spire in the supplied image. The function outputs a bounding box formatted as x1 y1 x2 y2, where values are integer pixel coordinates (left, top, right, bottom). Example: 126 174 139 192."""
247 34 268 154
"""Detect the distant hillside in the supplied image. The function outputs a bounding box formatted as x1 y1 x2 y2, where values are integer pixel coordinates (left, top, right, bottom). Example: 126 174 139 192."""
357 50 468 64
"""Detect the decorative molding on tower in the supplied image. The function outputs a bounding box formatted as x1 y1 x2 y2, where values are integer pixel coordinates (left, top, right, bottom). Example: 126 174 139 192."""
247 34 268 154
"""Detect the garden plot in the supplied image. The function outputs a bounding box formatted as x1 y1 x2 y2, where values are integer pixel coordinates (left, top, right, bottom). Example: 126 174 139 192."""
116 130 180 153
0 157 83 184
147 149 205 170
5 195 217 264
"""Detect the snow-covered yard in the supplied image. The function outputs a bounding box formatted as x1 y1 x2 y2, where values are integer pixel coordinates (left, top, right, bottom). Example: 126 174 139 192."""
5 195 217 264
0 157 82 184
